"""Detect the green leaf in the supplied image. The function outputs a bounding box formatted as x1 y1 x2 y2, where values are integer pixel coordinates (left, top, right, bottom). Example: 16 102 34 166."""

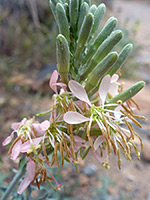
75 13 94 60
56 3 70 43
80 30 123 80
56 34 70 84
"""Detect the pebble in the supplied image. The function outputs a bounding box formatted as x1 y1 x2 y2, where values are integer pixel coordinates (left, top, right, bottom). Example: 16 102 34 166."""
83 164 97 177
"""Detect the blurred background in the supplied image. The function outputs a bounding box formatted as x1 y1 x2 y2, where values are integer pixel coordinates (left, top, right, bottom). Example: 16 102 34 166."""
0 0 150 199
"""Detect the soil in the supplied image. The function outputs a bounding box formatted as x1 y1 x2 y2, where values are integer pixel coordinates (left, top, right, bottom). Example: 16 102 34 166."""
0 0 150 200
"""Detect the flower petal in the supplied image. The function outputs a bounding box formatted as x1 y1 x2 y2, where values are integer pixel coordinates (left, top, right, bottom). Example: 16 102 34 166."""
26 160 36 181
11 118 27 130
11 140 22 160
40 120 50 131
2 131 15 146
17 176 31 194
74 136 86 143
94 136 105 151
49 70 58 93
53 82 67 91
109 82 119 96
91 149 103 164
20 137 43 153
64 111 90 124
111 74 119 83
69 80 91 106
99 75 111 106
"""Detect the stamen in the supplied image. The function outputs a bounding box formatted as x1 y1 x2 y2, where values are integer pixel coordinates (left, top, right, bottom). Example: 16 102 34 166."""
124 118 135 140
55 143 60 168
101 112 110 140
132 128 143 150
116 140 127 157
62 135 70 158
61 99 68 112
101 129 111 156
99 146 103 157
117 149 121 169
51 151 56 167
132 114 147 120
130 98 140 110
60 140 64 167
70 99 76 112
116 128 130 154
109 137 117 155
87 125 95 150
130 141 141 161
42 142 49 162
36 178 40 190
120 110 142 128
118 100 133 115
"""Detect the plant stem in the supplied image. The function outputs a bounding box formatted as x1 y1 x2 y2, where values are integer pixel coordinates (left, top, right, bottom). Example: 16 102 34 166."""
1 168 25 200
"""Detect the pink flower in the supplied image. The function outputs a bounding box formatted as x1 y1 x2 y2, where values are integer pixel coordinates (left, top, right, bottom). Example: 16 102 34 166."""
31 120 50 137
3 119 50 160
17 160 36 194
49 70 66 94
2 118 27 146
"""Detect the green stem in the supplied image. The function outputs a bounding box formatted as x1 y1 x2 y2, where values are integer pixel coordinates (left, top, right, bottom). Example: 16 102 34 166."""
1 167 25 200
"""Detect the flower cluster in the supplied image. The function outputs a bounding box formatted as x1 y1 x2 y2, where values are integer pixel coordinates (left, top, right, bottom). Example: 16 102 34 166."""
3 70 146 194
2 0 146 196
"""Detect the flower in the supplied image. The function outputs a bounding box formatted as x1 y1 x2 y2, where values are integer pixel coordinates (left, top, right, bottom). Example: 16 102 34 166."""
49 70 66 94
63 75 144 168
3 118 50 160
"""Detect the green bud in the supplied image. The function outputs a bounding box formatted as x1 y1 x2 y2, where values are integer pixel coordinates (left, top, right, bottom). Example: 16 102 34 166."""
106 43 133 76
56 34 70 84
106 81 145 106
56 3 70 43
77 2 89 33
82 17 118 65
85 52 118 93
69 0 79 33
75 13 94 60
81 30 123 80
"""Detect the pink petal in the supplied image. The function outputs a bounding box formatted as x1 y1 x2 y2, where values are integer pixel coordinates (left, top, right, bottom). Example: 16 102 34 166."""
114 105 122 120
99 75 111 106
64 111 90 124
109 82 119 96
17 176 31 194
31 124 44 137
20 137 43 153
69 80 91 106
40 120 50 131
49 70 58 94
11 140 22 160
111 74 119 83
26 160 36 180
53 82 67 91
11 118 27 130
2 131 15 146
74 136 86 143
74 143 86 152
91 149 103 164
94 136 104 151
